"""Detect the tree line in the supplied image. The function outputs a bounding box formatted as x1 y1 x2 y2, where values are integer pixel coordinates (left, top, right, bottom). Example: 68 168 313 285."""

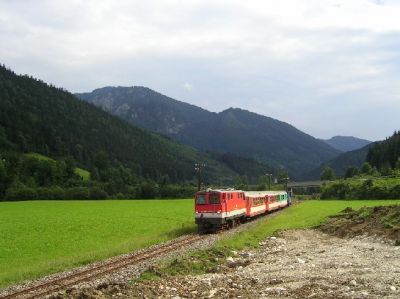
0 151 200 200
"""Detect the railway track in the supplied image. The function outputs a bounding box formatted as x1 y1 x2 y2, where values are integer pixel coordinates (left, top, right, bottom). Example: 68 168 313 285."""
1 234 205 299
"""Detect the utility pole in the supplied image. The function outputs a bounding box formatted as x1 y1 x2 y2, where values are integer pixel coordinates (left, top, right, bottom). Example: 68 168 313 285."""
284 177 290 192
265 173 272 190
194 163 206 191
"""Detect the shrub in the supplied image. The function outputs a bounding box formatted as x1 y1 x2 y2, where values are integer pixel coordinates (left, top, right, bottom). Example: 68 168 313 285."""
65 187 90 200
390 185 400 198
36 186 65 200
5 186 38 201
89 187 108 200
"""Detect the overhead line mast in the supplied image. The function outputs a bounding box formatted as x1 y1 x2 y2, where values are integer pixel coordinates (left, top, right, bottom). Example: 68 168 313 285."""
194 163 206 191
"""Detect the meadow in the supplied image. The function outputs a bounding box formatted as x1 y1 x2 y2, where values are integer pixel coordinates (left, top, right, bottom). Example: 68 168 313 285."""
0 200 195 288
1 199 400 288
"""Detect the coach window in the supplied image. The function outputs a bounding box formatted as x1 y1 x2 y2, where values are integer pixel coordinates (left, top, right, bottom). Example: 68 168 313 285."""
210 194 220 204
196 194 207 205
222 193 226 200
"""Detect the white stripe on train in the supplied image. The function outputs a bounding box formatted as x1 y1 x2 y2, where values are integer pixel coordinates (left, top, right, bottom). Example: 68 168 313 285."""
196 200 289 219
250 205 266 214
195 208 246 219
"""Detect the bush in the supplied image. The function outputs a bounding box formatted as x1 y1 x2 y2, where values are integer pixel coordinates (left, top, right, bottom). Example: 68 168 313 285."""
321 178 400 200
390 185 400 198
36 186 65 200
65 187 90 200
5 186 38 201
138 181 159 199
89 187 108 199
369 185 389 199
321 182 350 199
344 167 359 179
159 184 197 198
321 167 336 181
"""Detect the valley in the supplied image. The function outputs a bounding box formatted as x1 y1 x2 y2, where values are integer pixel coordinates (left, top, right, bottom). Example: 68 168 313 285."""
1 2 400 298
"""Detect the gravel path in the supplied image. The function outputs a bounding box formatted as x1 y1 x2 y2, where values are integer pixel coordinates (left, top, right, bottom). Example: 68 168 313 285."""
58 229 400 299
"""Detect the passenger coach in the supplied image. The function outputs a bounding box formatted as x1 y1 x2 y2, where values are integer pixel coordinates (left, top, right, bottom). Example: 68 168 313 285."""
195 189 290 233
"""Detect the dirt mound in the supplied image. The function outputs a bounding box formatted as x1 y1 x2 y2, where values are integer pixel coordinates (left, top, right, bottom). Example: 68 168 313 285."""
320 205 400 243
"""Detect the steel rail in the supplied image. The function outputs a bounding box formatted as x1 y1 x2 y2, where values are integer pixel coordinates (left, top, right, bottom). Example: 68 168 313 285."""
1 234 204 299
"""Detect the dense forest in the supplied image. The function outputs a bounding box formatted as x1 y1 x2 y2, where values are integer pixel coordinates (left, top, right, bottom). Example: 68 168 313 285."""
367 131 400 171
0 65 274 200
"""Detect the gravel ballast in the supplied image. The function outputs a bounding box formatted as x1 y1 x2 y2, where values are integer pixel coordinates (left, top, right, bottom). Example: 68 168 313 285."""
53 229 399 298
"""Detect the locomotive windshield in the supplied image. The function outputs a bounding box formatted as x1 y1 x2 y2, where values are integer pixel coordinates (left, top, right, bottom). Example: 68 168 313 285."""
209 194 220 204
196 194 207 205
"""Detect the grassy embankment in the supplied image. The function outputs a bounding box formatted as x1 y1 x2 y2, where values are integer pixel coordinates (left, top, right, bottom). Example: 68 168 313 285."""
0 200 195 288
139 199 400 280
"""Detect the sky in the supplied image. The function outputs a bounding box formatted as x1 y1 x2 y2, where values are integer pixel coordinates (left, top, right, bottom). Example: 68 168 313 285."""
1 0 400 141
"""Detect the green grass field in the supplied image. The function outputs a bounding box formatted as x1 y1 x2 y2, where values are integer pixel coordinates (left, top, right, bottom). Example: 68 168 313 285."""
0 200 195 288
1 199 400 288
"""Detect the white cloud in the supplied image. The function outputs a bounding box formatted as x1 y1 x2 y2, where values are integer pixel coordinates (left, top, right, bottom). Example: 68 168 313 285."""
0 0 399 140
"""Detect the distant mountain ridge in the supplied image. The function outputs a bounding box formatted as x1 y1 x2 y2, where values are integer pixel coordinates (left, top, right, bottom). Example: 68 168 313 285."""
322 136 371 152
77 86 341 179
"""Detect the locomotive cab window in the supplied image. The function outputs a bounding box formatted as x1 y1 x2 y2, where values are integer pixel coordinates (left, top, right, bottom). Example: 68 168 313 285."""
196 194 207 205
210 194 220 204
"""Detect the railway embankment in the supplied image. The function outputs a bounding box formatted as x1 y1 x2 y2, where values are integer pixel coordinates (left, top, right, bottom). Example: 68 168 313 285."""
55 203 399 299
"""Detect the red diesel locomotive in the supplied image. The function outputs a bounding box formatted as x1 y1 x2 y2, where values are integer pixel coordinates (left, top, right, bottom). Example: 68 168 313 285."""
195 189 290 233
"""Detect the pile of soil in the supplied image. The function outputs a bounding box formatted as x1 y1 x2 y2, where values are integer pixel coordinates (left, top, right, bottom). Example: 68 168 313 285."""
320 205 400 244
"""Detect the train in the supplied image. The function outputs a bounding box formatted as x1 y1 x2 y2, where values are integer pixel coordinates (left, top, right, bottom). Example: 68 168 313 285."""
195 189 291 233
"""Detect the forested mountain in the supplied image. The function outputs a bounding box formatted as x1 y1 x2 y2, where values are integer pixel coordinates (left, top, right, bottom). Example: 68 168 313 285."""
367 131 400 170
77 86 340 178
322 136 371 152
305 144 373 179
0 65 275 199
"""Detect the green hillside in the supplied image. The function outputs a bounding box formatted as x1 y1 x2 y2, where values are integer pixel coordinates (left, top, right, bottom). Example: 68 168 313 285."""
306 144 373 179
0 65 274 199
77 86 340 179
